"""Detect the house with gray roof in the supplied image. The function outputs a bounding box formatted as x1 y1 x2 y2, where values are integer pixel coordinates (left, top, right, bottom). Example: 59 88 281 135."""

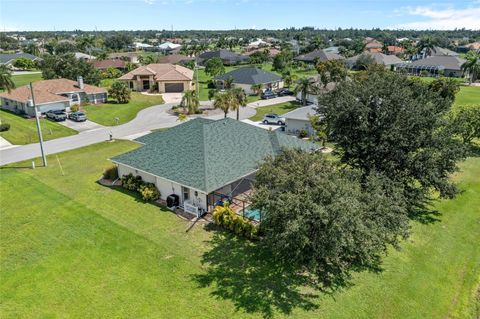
111 117 317 215
283 105 318 137
294 49 344 64
346 52 403 70
0 53 41 68
198 49 249 65
214 67 283 94
396 55 466 77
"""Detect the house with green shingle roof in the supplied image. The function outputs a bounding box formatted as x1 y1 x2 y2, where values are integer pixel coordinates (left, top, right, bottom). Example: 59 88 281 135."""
111 117 317 214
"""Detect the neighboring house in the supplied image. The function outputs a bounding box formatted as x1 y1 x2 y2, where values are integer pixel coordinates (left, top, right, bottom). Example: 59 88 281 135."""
386 46 405 55
74 52 96 61
396 56 466 77
118 63 194 93
90 59 127 71
283 105 317 136
346 52 403 69
0 53 41 67
365 40 383 52
198 49 249 66
247 38 268 50
156 54 193 65
111 117 317 215
430 46 459 57
214 67 283 94
245 48 281 57
133 42 153 49
323 46 340 54
294 49 344 64
158 42 182 54
295 76 337 105
108 52 140 64
0 77 107 117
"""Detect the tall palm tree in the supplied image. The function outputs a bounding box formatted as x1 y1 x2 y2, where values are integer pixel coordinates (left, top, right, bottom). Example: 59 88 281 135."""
294 77 316 106
180 90 200 114
223 76 234 90
213 92 232 118
0 66 15 93
230 88 247 120
461 51 480 85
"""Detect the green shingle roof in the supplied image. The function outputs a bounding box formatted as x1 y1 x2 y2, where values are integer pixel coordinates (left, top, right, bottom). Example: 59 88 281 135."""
112 118 317 193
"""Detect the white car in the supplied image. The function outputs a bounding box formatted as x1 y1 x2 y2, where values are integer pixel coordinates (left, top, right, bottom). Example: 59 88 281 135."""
262 114 285 125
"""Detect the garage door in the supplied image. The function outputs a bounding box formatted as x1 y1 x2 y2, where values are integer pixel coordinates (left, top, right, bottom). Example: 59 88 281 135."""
165 83 184 92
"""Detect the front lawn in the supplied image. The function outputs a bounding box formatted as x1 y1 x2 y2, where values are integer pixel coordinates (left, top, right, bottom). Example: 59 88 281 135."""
455 86 480 107
0 141 479 318
0 110 77 145
82 92 164 126
12 73 43 87
249 101 302 121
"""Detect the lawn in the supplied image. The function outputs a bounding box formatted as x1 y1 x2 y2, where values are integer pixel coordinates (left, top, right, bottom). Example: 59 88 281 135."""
0 110 77 145
249 101 302 121
82 92 164 126
0 140 479 318
455 86 480 107
12 73 43 87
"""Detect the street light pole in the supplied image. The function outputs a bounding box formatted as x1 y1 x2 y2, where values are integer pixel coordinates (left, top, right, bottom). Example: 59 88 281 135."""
30 82 47 167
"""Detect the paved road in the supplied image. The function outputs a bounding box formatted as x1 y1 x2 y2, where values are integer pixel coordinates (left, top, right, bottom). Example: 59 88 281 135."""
0 102 256 166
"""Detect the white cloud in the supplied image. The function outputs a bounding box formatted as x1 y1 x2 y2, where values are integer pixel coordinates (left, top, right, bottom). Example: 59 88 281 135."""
144 0 155 4
390 4 480 30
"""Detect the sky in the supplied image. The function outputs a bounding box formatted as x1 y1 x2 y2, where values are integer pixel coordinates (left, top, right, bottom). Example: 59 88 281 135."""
0 0 479 31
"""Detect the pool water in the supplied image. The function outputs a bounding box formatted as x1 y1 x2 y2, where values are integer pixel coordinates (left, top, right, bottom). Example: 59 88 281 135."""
242 208 262 221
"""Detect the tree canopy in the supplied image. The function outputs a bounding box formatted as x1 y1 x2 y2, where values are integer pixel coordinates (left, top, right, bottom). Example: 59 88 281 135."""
40 53 101 86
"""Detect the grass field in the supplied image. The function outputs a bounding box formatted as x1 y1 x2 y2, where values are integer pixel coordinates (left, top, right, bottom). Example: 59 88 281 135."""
455 86 480 106
1 140 478 318
12 73 43 87
249 101 302 121
0 110 77 145
82 92 164 126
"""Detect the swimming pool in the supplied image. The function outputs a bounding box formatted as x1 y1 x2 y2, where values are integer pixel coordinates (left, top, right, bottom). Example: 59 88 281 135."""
242 207 262 221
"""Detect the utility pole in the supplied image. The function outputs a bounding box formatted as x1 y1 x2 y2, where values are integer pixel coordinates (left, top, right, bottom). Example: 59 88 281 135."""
30 82 47 166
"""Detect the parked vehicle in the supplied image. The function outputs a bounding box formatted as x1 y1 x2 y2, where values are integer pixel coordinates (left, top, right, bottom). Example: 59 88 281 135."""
261 90 277 100
68 111 87 122
276 88 294 96
45 110 67 121
262 114 285 125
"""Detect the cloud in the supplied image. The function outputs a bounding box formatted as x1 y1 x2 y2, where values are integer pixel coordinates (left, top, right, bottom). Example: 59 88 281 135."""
144 0 155 4
390 4 480 30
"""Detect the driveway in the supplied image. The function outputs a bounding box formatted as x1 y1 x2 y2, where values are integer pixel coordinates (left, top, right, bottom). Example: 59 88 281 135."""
161 93 183 104
247 96 296 108
59 119 105 133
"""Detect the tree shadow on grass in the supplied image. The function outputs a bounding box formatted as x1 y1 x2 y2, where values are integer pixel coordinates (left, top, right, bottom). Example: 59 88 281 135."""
193 225 320 318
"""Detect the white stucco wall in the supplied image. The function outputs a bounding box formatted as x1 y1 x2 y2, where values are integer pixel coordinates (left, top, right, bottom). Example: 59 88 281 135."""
285 118 314 136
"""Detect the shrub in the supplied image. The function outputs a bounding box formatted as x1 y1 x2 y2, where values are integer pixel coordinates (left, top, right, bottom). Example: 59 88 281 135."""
420 70 429 77
212 203 258 239
70 104 80 112
298 129 308 138
138 183 160 201
0 123 11 132
103 165 118 180
121 173 143 191
108 81 131 103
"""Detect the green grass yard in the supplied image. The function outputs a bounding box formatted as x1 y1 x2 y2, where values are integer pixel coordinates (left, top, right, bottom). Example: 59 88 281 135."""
12 73 43 87
455 86 480 107
249 101 302 121
0 110 77 145
1 138 478 318
82 92 164 126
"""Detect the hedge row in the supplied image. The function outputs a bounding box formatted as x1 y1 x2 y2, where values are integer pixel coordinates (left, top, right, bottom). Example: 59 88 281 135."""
212 203 258 240
120 173 160 201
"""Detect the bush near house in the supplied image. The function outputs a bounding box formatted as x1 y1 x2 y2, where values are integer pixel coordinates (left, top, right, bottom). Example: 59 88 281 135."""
120 173 160 201
0 123 11 132
212 203 258 240
102 165 118 180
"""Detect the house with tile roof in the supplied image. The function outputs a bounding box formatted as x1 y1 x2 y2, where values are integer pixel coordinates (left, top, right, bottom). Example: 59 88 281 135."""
90 59 127 71
111 117 317 215
214 67 283 94
118 63 194 93
0 77 107 116
294 49 344 64
108 52 140 64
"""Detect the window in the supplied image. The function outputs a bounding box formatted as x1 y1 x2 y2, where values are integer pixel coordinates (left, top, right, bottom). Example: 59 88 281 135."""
129 81 134 89
182 187 190 202
143 80 150 90
71 94 79 102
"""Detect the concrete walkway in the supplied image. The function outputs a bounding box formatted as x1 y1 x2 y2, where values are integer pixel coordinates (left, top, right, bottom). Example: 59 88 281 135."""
0 136 18 150
247 96 296 108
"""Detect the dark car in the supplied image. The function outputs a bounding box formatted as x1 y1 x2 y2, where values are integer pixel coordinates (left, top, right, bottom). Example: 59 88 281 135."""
45 110 67 121
276 88 294 96
68 111 87 122
260 91 277 100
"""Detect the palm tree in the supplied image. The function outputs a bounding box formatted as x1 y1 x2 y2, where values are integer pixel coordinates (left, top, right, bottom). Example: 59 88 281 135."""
223 77 234 90
417 36 436 58
294 77 316 106
461 51 480 85
250 84 263 96
213 92 232 118
180 90 200 114
0 66 15 93
230 88 247 120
